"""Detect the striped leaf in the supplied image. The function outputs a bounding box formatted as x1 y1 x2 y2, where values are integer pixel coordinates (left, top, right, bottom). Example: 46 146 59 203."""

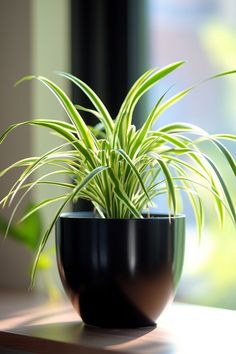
58 72 114 137
30 165 109 286
16 76 96 150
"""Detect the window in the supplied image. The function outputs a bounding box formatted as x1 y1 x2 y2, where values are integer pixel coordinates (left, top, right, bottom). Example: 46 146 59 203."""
147 0 236 309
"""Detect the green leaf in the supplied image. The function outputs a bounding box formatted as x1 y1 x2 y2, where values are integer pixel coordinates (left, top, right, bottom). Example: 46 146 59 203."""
0 157 36 179
117 67 157 119
113 68 157 148
208 69 236 80
7 142 75 205
30 165 109 287
203 155 236 224
172 163 204 240
131 88 192 158
172 176 233 224
107 168 142 218
116 149 150 201
148 152 176 214
162 155 207 181
214 134 236 142
20 195 68 223
16 76 96 150
0 203 43 250
0 120 80 151
58 72 114 137
114 61 185 148
75 104 102 119
205 137 236 177
160 122 207 135
4 169 72 238
16 204 43 250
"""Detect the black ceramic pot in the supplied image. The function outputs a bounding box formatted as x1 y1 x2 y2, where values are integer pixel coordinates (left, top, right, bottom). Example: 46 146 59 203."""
56 212 185 328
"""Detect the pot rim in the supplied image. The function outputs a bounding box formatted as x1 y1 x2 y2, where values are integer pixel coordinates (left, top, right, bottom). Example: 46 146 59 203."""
59 211 185 220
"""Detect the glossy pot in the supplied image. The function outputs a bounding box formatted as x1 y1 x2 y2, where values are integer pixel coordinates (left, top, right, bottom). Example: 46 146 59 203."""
56 212 185 328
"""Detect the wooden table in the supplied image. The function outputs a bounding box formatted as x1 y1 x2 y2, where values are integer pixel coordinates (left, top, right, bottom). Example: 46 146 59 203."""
0 291 235 354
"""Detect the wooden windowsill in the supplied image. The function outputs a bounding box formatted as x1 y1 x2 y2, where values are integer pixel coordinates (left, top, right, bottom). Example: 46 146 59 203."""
0 290 235 354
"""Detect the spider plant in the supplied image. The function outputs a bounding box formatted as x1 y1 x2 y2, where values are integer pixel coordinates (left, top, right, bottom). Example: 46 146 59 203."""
0 61 235 285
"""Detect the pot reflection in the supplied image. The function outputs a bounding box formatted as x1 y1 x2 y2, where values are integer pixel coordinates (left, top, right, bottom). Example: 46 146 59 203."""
119 271 173 322
56 213 185 328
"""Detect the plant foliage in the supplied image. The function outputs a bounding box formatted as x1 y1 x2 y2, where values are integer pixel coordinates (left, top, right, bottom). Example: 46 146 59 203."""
0 61 235 285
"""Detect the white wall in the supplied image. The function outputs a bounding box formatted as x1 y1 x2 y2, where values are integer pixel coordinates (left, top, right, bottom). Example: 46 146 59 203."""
0 0 70 290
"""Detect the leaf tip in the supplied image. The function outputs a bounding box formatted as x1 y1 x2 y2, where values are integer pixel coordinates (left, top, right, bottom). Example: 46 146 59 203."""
14 75 36 88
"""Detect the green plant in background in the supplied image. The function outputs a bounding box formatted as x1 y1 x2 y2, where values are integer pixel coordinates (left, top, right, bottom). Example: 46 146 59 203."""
0 203 42 250
0 206 58 300
0 61 235 286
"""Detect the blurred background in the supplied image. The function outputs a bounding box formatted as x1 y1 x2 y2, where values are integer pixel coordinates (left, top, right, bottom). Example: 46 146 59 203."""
0 0 235 309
